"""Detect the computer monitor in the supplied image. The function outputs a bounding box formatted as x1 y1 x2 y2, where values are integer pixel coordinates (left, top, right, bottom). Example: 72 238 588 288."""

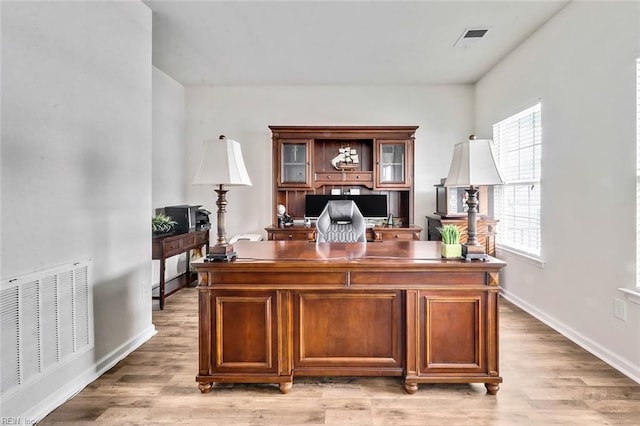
305 194 388 219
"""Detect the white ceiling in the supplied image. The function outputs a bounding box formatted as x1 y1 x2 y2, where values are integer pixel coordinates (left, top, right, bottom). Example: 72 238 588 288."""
145 0 569 86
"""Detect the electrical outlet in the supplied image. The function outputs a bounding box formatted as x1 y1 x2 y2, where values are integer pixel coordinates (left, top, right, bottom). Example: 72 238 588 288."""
614 298 627 321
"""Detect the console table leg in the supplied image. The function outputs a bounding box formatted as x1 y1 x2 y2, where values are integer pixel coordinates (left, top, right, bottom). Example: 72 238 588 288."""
485 382 500 395
159 258 166 310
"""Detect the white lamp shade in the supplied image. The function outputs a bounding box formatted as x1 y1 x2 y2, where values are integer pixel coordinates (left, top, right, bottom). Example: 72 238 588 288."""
444 139 504 187
192 138 252 186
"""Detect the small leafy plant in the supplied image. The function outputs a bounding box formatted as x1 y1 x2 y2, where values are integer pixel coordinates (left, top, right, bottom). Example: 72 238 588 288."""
152 213 177 234
437 224 461 245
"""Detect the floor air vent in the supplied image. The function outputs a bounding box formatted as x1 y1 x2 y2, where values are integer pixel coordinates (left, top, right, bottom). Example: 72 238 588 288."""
0 259 93 398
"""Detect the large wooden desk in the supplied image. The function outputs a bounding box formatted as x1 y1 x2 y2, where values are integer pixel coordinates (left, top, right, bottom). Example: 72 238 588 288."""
193 240 506 394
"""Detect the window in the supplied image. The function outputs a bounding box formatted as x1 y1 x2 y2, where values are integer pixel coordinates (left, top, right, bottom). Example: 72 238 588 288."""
493 103 542 257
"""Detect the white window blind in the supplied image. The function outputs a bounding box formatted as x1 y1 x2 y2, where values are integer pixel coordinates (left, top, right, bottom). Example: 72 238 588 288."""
636 58 640 287
493 103 542 256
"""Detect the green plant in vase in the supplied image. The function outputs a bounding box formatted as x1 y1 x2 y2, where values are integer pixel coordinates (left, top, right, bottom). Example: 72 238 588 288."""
152 213 177 236
437 224 462 258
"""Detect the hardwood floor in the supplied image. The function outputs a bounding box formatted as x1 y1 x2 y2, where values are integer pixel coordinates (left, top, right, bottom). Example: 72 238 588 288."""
40 287 640 425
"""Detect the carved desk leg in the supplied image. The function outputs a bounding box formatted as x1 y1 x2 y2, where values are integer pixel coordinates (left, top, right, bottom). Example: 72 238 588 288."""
198 381 213 393
403 381 418 395
279 381 293 394
485 383 500 395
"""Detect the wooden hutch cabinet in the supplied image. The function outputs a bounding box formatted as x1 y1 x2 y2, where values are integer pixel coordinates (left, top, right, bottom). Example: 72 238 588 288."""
269 126 421 240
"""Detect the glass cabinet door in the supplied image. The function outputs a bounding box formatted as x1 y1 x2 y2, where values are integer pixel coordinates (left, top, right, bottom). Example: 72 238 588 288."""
376 140 409 187
279 140 312 187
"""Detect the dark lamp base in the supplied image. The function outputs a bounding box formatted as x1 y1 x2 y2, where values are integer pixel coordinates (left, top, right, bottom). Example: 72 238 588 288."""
206 244 237 262
462 244 488 262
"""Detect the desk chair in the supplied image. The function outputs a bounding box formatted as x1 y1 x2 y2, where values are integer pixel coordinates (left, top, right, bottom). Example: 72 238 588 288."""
315 200 367 243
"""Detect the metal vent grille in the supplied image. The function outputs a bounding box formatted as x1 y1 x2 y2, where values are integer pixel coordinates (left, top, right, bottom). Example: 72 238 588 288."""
454 28 490 48
463 29 489 39
0 259 94 398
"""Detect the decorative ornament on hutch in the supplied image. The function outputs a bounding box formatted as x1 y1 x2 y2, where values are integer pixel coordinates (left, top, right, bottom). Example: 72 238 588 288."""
331 146 359 170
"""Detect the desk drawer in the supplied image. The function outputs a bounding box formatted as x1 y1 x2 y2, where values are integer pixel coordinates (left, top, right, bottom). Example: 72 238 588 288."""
271 231 309 241
315 172 342 182
163 239 182 256
385 232 415 241
343 171 372 184
183 235 196 247
376 230 419 241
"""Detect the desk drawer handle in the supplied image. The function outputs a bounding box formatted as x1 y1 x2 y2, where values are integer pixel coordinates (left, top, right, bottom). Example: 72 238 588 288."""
394 234 400 238
288 234 293 239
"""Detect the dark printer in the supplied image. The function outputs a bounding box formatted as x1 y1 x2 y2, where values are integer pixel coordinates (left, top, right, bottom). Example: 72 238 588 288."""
163 205 204 234
195 207 211 230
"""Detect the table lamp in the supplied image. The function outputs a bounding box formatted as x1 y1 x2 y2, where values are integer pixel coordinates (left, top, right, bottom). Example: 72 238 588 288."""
193 135 252 261
444 135 504 261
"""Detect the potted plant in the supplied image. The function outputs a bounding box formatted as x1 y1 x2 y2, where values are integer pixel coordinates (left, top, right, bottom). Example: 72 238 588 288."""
437 224 462 258
152 213 177 236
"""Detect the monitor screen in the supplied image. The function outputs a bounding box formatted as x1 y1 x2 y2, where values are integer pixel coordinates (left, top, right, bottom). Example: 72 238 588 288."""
305 194 388 219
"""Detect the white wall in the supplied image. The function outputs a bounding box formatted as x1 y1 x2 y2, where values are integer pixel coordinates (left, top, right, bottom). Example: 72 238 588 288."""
1 1 154 419
152 67 187 284
475 1 640 381
185 85 474 239
153 67 186 209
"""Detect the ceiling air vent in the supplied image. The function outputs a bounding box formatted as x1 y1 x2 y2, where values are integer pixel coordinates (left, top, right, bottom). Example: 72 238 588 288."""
454 28 489 48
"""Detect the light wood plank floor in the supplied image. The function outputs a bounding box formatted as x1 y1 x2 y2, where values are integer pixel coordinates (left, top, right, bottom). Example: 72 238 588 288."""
40 288 640 425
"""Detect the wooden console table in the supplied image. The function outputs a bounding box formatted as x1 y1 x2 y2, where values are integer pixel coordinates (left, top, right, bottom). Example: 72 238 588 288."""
152 229 209 310
193 240 506 394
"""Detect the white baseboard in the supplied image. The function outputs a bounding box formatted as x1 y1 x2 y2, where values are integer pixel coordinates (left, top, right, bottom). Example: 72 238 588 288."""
500 289 640 384
23 324 157 423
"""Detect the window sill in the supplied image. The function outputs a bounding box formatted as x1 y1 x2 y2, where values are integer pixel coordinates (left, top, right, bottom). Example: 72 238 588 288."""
495 245 545 268
618 288 640 305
